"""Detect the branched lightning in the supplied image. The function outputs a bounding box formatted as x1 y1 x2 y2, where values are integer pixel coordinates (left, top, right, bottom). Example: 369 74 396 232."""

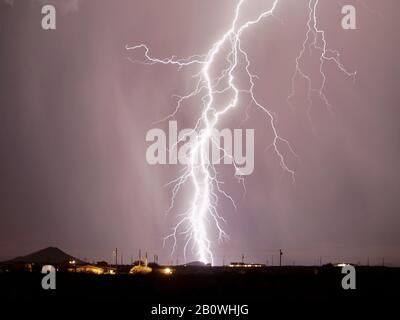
288 0 356 123
127 0 355 265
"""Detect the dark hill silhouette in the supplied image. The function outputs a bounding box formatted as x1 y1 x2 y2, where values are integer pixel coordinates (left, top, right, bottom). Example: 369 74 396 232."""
184 261 207 267
9 247 84 264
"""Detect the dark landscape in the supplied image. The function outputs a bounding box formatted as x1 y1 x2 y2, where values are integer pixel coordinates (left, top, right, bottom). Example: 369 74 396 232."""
1 247 399 317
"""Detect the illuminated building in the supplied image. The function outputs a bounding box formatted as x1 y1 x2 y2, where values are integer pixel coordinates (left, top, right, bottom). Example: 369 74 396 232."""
229 262 264 268
129 265 152 274
75 264 105 275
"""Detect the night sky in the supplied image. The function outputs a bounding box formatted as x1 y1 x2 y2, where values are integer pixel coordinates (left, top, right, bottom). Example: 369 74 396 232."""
0 0 399 266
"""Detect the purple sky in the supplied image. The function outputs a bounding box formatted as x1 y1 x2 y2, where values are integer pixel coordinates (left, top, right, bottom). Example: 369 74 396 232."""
0 0 399 266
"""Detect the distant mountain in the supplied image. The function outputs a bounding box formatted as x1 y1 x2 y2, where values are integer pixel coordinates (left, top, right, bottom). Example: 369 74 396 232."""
9 247 83 264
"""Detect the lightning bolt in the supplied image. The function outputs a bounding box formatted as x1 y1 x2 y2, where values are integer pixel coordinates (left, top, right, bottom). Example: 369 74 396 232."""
127 0 355 265
288 0 356 125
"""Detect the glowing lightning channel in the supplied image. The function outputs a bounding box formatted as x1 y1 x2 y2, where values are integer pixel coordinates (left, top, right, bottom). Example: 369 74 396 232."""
127 0 355 265
288 0 356 124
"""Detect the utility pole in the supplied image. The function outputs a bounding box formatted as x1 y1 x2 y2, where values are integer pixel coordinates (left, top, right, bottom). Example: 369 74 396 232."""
139 249 141 266
115 248 118 266
145 251 148 267
279 249 283 267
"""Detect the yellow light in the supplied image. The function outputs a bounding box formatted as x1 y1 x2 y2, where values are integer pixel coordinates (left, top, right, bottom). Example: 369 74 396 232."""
162 267 173 275
337 263 349 267
129 265 152 274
